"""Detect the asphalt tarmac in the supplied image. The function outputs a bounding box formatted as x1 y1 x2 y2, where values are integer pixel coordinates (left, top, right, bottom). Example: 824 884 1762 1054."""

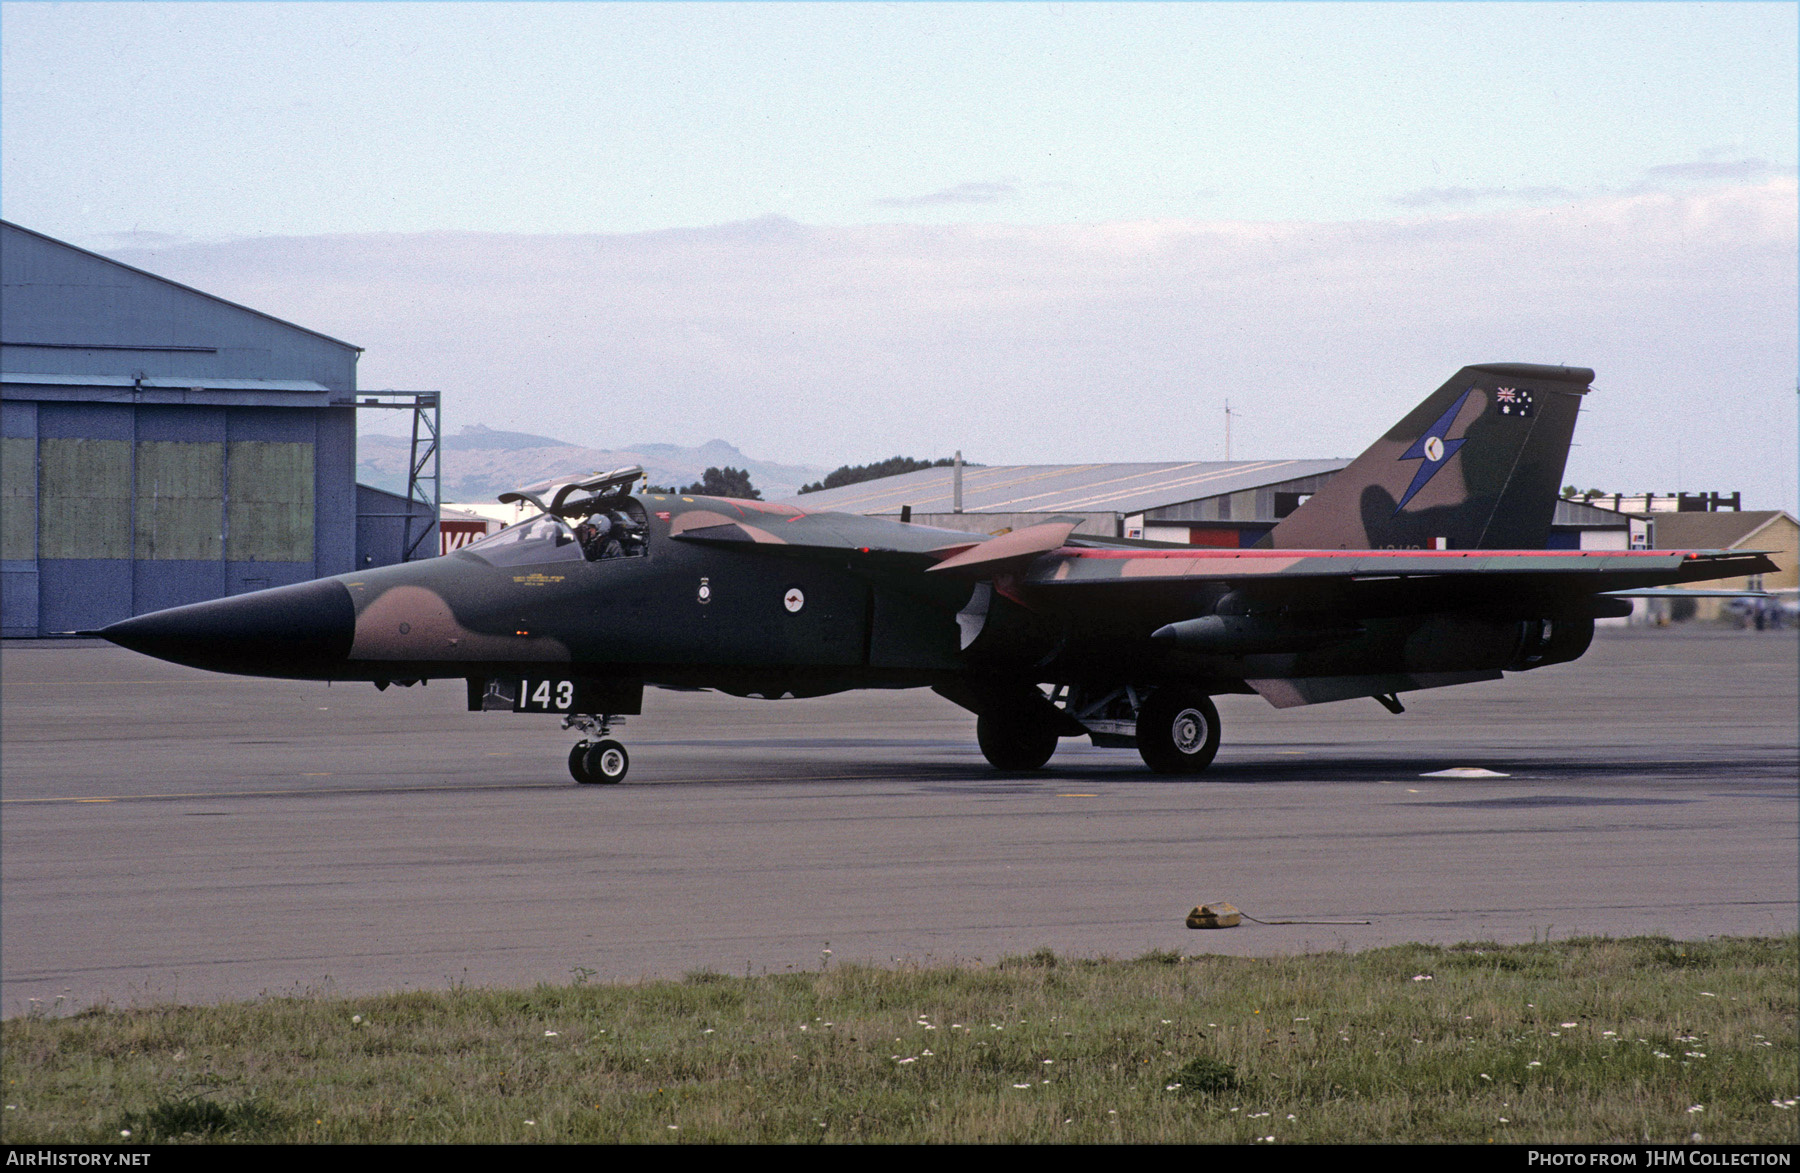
2 626 1794 1014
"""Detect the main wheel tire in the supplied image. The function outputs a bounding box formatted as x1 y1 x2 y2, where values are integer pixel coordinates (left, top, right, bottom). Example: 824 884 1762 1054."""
568 742 595 784
977 708 1060 771
1136 688 1221 775
582 739 630 784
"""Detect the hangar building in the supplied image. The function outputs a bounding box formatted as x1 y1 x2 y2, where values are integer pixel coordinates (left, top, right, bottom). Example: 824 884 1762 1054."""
1 221 433 638
1633 507 1798 622
784 460 1350 544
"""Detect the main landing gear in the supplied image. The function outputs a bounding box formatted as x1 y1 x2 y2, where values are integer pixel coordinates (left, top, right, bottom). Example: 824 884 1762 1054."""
1134 687 1221 775
565 714 629 784
975 683 1223 776
976 705 1061 771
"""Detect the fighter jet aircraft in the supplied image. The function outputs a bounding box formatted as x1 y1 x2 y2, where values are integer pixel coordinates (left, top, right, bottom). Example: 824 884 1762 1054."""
98 363 1775 783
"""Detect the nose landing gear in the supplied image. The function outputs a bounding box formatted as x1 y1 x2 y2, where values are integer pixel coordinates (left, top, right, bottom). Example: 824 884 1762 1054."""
564 714 630 784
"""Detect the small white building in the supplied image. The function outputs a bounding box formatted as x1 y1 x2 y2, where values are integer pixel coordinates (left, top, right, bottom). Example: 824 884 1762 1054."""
438 505 507 555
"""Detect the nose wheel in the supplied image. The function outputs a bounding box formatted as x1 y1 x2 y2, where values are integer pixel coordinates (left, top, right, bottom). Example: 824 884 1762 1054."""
569 739 629 784
564 714 629 784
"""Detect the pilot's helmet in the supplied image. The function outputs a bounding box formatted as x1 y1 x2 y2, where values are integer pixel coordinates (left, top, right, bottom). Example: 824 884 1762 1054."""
589 514 614 538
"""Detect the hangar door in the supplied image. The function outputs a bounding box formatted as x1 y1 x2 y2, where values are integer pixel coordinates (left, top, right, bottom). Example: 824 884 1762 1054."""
1 401 320 636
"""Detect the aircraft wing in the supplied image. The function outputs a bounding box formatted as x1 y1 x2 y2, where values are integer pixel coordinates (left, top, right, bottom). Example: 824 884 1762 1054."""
660 493 1776 613
1021 546 1778 616
661 497 986 569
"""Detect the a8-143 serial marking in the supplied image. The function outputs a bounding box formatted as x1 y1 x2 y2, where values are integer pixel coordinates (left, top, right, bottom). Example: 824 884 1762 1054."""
515 678 576 712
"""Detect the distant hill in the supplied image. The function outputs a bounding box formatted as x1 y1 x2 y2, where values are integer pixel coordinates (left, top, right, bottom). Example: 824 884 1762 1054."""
440 425 574 452
357 426 829 503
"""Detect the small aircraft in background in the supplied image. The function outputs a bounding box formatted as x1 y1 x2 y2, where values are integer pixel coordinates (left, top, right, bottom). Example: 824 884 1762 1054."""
100 363 1775 783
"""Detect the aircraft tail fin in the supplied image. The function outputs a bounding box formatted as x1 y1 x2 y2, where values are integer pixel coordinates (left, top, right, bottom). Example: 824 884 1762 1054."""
1267 363 1593 550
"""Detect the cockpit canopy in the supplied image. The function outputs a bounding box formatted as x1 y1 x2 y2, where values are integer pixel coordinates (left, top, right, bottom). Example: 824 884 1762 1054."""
499 466 645 518
463 466 651 567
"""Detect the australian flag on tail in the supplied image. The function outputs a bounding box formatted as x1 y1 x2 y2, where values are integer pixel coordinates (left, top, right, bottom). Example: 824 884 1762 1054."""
1495 387 1534 417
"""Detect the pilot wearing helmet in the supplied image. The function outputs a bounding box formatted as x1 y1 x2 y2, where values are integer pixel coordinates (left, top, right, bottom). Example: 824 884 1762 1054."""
608 510 646 557
575 513 620 561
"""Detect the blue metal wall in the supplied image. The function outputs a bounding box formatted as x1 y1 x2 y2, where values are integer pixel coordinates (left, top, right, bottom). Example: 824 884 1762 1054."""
1 222 364 636
356 483 439 571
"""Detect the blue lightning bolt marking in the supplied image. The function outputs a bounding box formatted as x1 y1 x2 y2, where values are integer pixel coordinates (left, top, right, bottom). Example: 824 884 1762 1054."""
1393 388 1474 513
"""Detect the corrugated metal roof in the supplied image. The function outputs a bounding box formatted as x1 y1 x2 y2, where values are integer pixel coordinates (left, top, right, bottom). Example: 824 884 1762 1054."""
781 459 1349 515
1552 498 1632 526
2 372 331 393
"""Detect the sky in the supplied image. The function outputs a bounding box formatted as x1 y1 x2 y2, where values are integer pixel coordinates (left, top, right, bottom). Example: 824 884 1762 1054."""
3 2 1796 509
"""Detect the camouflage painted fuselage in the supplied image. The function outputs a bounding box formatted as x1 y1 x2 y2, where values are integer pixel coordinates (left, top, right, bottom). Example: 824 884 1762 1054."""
335 496 978 697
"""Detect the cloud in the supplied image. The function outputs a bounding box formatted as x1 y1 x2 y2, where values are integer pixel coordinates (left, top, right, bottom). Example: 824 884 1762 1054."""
1389 185 1580 208
76 228 205 251
1391 157 1797 209
94 178 1798 514
872 181 1017 207
1640 157 1786 183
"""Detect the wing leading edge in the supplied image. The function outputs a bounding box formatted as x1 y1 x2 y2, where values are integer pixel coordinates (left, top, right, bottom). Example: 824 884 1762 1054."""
1027 546 1773 589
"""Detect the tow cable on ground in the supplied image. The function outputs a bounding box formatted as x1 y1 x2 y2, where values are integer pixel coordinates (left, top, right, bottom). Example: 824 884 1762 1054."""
1186 902 1373 929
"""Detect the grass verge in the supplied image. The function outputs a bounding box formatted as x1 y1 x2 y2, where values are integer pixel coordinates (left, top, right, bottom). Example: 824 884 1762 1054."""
2 936 1794 1143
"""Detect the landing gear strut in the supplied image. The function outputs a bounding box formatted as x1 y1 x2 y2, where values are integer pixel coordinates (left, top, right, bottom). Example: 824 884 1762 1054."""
565 714 629 784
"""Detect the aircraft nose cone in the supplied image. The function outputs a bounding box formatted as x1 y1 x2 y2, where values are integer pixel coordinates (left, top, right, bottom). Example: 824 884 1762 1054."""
100 578 356 677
